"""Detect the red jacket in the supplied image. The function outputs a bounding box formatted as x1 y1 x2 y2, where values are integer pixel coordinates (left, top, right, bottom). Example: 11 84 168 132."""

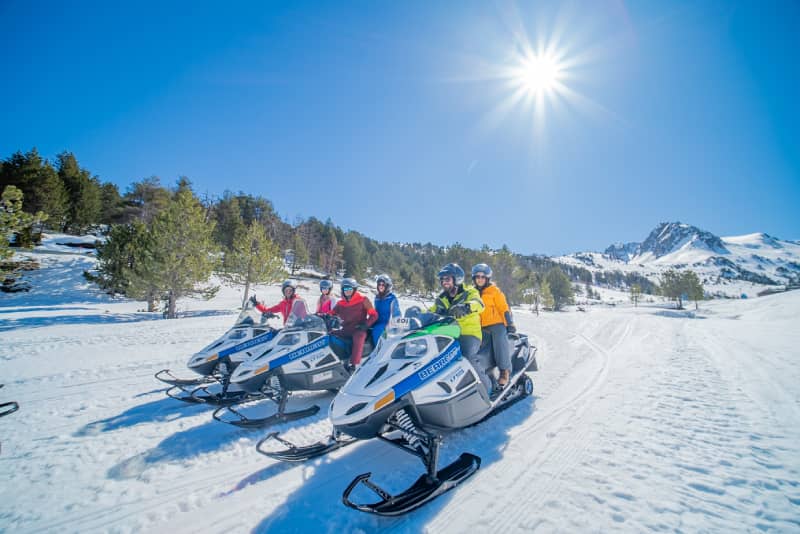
316 295 337 315
257 296 306 324
332 291 378 334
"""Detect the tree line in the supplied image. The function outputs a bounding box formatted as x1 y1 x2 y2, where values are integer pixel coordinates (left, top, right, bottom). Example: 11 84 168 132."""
3 147 691 314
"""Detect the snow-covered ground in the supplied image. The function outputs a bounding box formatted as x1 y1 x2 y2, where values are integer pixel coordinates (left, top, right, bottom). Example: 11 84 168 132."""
2 245 799 532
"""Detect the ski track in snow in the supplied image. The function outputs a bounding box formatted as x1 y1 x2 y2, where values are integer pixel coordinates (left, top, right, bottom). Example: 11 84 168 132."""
2 269 800 532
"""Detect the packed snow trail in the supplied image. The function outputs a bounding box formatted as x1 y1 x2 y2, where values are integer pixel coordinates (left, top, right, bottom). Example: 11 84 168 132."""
1 255 799 532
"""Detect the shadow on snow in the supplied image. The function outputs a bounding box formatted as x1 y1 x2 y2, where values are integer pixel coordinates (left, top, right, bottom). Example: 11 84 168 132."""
74 395 207 437
105 391 334 482
251 395 537 533
0 309 234 332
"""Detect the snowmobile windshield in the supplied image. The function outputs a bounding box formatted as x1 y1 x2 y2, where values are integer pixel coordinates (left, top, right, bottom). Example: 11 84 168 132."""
233 302 269 328
383 315 422 338
285 299 309 326
285 311 325 331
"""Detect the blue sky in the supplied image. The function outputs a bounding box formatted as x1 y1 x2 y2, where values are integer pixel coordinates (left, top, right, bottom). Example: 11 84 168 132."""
1 1 798 255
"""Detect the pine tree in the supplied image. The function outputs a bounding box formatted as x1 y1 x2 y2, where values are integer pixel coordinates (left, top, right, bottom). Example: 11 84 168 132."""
545 267 574 310
342 231 367 279
682 270 704 310
540 280 555 311
1 186 36 261
660 269 684 309
145 187 219 318
220 221 285 306
0 149 68 227
290 232 310 275
58 152 102 234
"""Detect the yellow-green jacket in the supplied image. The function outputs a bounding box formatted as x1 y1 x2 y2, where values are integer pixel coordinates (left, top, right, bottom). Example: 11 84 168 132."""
429 284 485 339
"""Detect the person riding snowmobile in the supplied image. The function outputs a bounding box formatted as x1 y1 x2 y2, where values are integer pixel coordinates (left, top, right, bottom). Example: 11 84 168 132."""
472 263 516 390
371 274 401 344
332 278 378 368
429 263 491 395
316 279 337 314
251 279 308 324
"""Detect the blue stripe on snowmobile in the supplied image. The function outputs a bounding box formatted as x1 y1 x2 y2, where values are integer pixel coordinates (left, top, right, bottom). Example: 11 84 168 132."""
391 342 462 399
219 329 277 357
264 335 331 370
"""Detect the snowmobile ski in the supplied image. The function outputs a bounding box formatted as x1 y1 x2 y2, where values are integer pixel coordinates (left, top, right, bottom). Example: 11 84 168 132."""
256 431 357 462
0 401 19 418
212 401 320 429
342 452 481 516
155 369 217 387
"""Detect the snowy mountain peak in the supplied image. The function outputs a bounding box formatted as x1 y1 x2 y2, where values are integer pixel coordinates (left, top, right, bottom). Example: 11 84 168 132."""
637 222 729 260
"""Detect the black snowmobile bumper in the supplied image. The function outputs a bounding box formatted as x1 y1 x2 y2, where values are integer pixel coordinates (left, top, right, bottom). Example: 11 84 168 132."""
256 431 358 462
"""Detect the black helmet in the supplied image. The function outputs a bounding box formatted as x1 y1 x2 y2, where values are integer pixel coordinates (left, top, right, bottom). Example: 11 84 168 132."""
471 263 492 281
376 274 393 292
319 279 333 291
340 277 358 292
281 279 297 293
437 263 465 285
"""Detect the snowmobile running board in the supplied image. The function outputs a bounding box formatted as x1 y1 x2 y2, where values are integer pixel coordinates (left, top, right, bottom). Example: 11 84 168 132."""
342 452 481 516
212 403 321 429
0 401 19 418
155 369 216 387
256 431 358 462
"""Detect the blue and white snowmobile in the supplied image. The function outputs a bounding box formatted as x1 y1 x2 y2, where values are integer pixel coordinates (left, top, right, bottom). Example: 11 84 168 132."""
212 312 363 428
260 309 537 516
156 298 282 405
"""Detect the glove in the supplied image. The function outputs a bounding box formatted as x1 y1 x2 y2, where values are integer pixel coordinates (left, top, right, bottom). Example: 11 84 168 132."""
262 312 278 320
506 324 517 334
449 303 470 318
249 295 259 306
356 322 370 331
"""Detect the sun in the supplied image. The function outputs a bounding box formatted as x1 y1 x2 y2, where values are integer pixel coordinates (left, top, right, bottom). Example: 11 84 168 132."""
519 54 562 94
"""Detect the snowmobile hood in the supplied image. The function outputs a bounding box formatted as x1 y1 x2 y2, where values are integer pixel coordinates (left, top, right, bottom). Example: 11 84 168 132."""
187 324 279 370
330 321 462 427
229 323 331 384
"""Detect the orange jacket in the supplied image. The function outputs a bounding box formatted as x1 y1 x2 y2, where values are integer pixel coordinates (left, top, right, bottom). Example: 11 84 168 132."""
478 284 510 327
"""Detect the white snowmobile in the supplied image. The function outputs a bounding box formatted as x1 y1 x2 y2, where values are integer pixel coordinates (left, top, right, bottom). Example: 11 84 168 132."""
212 312 369 428
155 298 282 405
259 309 537 516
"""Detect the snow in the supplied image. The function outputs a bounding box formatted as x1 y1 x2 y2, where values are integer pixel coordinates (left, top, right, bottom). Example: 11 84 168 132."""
2 246 800 532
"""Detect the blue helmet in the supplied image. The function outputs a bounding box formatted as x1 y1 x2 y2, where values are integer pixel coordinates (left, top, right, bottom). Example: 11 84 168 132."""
438 263 465 286
319 279 333 292
471 263 492 281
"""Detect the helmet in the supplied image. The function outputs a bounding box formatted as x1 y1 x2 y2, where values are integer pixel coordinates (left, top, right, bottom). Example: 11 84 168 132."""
471 263 492 281
340 277 358 291
437 263 465 285
319 279 333 291
376 274 393 292
281 279 297 293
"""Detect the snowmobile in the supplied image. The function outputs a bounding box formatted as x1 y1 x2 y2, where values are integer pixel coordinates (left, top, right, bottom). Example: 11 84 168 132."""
212 312 369 428
259 309 537 516
155 298 282 405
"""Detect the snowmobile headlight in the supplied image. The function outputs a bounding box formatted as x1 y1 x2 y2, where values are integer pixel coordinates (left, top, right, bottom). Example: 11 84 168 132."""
374 390 395 411
255 363 270 375
405 339 427 357
205 353 219 362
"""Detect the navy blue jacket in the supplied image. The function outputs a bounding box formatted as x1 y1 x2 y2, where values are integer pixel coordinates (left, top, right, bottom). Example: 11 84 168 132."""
372 292 401 343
